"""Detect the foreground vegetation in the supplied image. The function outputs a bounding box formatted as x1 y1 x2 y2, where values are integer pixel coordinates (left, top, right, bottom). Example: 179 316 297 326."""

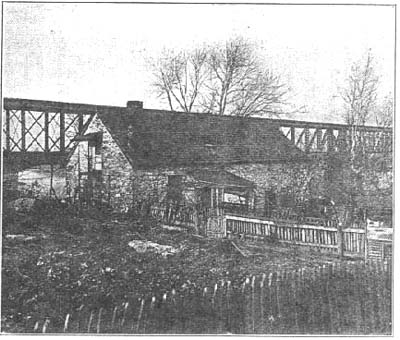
1 200 389 333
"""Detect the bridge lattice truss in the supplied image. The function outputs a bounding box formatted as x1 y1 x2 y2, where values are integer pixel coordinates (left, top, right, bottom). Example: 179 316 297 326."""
279 121 391 154
2 98 392 169
3 98 96 154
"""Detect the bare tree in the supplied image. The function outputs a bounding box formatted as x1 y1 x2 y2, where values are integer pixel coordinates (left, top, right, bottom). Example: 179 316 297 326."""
152 48 208 112
375 93 393 128
151 38 288 117
341 51 379 126
339 51 380 167
337 51 392 215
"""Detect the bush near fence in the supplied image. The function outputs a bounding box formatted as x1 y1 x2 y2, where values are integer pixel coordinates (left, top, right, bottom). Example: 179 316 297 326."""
29 259 391 335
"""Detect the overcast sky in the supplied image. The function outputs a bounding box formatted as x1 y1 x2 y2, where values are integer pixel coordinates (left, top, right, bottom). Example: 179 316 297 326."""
2 3 395 123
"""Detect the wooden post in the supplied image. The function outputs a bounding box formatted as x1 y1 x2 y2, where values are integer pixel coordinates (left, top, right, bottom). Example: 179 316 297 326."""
96 308 103 333
110 306 118 332
260 274 266 333
87 311 94 333
42 319 50 333
291 270 299 333
226 281 232 333
290 126 295 144
44 111 49 152
326 128 333 154
364 219 368 261
120 302 129 329
132 299 144 332
60 111 65 152
144 296 156 334
63 314 70 333
78 114 84 133
76 304 84 332
316 128 322 151
337 223 344 259
5 110 10 151
21 110 26 151
251 276 256 333
242 277 251 333
304 127 310 153
50 163 54 197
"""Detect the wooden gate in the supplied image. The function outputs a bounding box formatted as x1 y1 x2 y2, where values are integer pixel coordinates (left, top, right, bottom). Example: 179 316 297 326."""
205 208 226 238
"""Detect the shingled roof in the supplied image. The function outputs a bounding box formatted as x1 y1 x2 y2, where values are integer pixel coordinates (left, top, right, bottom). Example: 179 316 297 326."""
98 106 306 169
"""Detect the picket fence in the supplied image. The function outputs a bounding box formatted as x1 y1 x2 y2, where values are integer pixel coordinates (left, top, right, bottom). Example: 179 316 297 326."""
29 259 391 334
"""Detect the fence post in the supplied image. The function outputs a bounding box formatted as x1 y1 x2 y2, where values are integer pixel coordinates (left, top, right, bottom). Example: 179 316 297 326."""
135 298 145 333
291 270 299 333
211 283 219 332
308 267 317 333
251 276 256 333
324 265 333 334
337 223 344 258
365 260 376 334
276 271 282 321
364 219 369 261
259 274 266 333
383 260 392 334
242 277 251 333
110 306 118 332
120 302 129 329
144 296 156 334
63 314 70 333
76 304 84 332
87 311 94 333
42 318 50 333
96 308 103 334
217 280 225 333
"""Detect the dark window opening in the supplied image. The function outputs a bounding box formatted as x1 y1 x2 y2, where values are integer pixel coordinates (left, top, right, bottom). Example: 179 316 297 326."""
167 175 184 202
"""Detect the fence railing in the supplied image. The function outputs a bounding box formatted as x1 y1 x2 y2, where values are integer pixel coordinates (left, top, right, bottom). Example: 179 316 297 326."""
149 205 386 259
225 215 366 256
270 209 338 228
27 260 391 334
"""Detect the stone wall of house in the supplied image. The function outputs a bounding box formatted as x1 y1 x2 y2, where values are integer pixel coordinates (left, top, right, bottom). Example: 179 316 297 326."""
130 169 170 204
66 114 135 212
224 160 328 215
129 168 200 206
66 114 190 212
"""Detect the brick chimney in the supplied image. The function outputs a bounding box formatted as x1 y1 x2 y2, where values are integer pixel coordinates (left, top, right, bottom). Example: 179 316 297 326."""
126 100 143 111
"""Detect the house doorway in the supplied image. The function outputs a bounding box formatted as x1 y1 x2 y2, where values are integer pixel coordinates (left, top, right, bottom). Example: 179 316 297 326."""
74 132 103 206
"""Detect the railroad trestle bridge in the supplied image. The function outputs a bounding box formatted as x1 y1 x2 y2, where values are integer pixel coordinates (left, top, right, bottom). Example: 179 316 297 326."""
2 97 392 171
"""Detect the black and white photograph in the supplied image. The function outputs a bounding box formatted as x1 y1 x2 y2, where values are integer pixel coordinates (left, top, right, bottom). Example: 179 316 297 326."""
0 1 395 334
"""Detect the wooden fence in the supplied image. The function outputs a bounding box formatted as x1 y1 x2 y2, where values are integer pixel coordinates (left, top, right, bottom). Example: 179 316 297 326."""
150 203 197 229
28 260 391 334
150 205 390 259
150 204 225 237
226 214 366 257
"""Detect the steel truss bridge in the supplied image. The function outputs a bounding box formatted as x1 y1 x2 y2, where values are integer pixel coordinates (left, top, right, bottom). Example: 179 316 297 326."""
2 98 393 171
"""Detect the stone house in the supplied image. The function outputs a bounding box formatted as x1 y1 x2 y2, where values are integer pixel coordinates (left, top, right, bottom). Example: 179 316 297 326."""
65 101 328 214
